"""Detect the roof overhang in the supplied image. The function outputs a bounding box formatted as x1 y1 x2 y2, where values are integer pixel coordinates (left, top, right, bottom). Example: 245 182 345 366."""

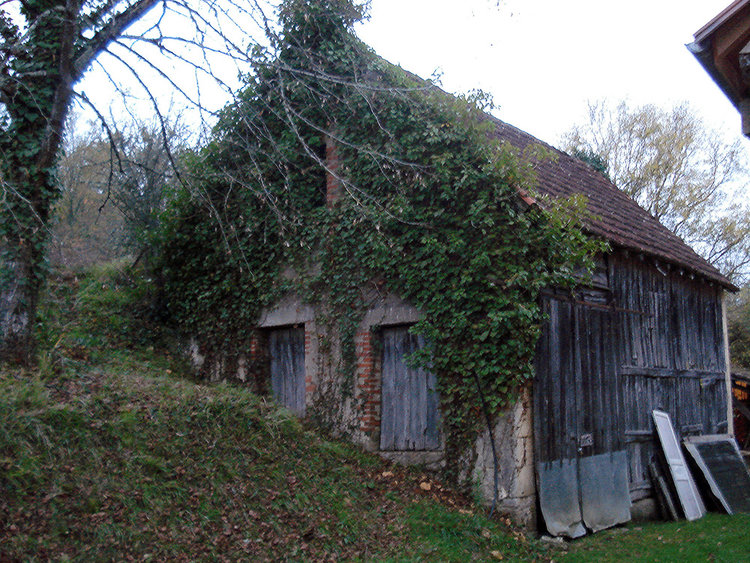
688 0 750 137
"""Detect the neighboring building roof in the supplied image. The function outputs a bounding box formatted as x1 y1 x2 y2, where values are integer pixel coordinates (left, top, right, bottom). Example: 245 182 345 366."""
490 117 735 289
688 0 750 136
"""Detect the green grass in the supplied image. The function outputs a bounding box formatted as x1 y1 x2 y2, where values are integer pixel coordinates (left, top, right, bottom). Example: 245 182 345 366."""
560 514 750 562
0 354 549 561
2 262 749 560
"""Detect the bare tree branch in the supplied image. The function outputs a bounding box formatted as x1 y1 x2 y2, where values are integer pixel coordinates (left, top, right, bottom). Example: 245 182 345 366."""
74 0 161 79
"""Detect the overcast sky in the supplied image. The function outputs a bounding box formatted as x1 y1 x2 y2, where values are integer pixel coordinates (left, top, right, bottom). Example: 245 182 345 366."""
357 0 745 149
76 0 749 160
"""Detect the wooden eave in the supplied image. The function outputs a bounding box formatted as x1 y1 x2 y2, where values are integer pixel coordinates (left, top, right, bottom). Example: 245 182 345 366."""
688 0 750 135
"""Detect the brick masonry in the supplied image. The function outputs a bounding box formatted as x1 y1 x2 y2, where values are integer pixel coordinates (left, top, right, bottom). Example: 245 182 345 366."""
355 329 380 433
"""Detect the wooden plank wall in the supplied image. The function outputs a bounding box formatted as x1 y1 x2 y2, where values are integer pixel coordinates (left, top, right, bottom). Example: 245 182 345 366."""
268 327 306 415
380 327 440 451
535 252 727 502
577 304 622 458
610 253 727 500
535 297 623 464
535 298 579 464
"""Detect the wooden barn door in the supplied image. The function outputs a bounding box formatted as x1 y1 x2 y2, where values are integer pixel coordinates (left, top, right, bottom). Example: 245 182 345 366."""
268 326 306 415
380 326 441 451
534 297 630 537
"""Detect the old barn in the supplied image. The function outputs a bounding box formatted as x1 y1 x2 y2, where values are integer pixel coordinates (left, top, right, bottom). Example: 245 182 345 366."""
184 111 734 537
505 121 736 535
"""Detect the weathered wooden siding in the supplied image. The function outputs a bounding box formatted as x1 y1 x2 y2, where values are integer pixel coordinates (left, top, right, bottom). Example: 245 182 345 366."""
534 251 728 511
380 326 440 451
268 326 306 415
534 293 631 536
610 253 727 500
535 296 623 463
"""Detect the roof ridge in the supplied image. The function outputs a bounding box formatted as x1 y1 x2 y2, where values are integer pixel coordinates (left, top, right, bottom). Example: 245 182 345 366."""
486 115 733 289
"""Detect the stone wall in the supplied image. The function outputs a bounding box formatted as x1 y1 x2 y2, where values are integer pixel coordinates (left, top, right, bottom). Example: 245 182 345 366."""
185 289 538 528
464 386 536 527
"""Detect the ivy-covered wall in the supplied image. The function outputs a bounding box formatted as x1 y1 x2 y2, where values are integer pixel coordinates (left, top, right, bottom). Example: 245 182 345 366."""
158 0 602 520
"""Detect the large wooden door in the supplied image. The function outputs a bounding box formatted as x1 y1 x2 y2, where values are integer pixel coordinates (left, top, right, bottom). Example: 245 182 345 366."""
268 326 305 415
380 326 441 451
534 297 630 537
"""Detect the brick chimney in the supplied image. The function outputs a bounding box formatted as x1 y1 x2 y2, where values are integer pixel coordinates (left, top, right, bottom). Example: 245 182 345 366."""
325 133 343 208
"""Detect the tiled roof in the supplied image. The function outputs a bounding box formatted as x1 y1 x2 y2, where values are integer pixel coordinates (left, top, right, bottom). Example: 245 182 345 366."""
490 117 734 289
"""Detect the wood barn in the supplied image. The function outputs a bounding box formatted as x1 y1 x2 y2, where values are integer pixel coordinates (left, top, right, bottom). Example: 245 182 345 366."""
502 121 736 536
187 115 735 536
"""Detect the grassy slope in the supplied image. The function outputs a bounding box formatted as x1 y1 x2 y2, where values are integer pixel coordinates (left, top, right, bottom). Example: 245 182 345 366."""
0 265 548 561
3 356 549 561
1 264 749 561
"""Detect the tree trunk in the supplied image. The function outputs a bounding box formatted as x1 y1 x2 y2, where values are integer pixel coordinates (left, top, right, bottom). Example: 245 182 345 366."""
0 239 41 365
0 0 162 365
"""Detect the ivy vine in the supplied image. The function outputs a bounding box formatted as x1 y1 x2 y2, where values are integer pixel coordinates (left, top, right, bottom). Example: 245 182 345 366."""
159 0 604 469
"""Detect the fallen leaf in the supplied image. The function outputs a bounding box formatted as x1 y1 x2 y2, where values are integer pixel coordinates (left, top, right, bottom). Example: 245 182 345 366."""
419 482 432 491
490 550 504 560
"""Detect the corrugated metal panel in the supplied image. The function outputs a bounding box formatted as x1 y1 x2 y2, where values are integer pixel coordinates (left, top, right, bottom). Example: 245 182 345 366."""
536 459 586 538
580 451 631 531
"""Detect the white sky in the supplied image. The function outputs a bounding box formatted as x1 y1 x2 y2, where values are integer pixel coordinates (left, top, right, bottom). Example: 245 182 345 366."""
74 0 750 164
357 0 746 149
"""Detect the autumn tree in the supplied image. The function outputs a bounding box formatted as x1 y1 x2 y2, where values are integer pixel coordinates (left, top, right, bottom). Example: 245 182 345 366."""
562 100 750 284
0 0 284 364
50 116 185 270
49 126 128 270
729 288 750 369
108 119 188 264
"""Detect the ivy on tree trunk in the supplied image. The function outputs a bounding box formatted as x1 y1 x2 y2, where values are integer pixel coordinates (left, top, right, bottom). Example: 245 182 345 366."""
0 0 161 365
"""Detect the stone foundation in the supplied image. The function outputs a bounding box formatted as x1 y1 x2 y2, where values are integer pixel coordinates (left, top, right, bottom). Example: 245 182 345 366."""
464 386 537 528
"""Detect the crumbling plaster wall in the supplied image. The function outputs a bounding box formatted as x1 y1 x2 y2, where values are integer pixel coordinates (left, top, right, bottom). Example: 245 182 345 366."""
185 288 537 528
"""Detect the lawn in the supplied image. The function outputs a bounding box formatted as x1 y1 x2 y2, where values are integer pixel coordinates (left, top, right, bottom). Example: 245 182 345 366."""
561 514 750 563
